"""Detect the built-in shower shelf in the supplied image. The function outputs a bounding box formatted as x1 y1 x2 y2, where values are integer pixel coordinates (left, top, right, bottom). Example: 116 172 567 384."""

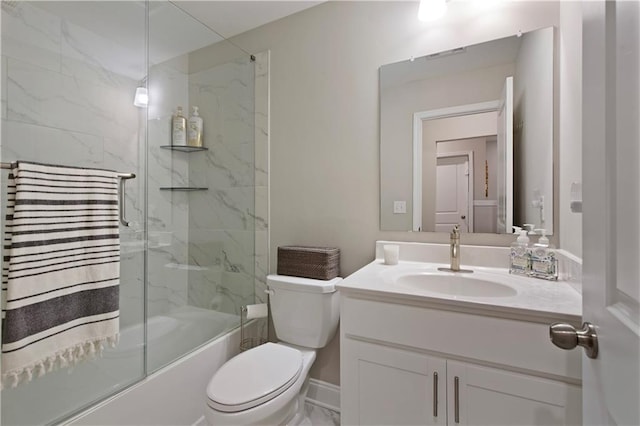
160 145 208 152
159 187 208 191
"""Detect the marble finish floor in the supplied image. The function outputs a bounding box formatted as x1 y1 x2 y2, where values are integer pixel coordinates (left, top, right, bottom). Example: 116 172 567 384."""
305 402 340 426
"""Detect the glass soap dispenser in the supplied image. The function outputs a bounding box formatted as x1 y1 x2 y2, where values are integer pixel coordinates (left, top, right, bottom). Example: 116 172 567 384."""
529 229 558 280
510 230 531 275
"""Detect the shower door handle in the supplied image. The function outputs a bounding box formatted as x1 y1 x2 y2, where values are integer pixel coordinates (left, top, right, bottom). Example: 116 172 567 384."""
118 174 136 227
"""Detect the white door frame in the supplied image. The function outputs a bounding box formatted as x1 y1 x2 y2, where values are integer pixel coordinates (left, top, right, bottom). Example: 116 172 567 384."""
413 100 499 232
435 150 474 232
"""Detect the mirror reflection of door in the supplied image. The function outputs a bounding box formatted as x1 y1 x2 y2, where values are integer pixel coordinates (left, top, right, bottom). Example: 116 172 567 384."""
418 110 499 233
435 154 471 233
497 76 514 233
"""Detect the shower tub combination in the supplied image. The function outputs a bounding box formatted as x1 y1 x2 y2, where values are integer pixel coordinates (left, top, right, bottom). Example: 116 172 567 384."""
0 0 267 423
0 0 262 423
2 307 254 425
2 308 246 426
67 308 252 426
118 307 239 373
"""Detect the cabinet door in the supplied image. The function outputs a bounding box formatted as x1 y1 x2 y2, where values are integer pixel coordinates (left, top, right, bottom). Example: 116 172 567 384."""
342 339 446 425
447 361 581 426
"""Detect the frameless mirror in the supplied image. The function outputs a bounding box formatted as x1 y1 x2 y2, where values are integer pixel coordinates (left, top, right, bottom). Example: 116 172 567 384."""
380 27 554 234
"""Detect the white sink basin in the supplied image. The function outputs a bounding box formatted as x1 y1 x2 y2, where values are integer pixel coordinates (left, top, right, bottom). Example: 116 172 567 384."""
394 272 518 298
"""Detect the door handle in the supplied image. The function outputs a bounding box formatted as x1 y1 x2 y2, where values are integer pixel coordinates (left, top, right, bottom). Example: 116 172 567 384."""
433 372 438 418
549 322 598 359
461 215 466 220
454 376 460 423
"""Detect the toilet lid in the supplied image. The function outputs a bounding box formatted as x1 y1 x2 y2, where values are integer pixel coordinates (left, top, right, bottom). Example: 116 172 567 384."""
206 343 303 413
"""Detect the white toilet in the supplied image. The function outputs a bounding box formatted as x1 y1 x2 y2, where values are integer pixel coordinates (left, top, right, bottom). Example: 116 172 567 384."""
205 274 341 425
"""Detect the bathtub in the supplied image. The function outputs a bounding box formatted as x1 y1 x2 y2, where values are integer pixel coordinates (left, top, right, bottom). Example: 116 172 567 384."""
110 306 239 373
2 307 246 426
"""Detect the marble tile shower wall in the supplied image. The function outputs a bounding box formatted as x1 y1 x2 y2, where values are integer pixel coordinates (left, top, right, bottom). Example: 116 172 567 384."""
0 2 145 328
147 55 191 318
187 57 257 316
1 2 267 335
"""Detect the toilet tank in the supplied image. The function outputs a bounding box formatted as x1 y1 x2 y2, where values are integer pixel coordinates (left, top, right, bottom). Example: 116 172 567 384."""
267 274 341 348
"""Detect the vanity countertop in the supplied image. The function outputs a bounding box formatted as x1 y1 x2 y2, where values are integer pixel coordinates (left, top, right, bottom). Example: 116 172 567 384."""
337 259 582 324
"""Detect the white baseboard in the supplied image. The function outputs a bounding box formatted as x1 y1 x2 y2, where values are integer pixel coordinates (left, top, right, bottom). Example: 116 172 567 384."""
306 379 340 413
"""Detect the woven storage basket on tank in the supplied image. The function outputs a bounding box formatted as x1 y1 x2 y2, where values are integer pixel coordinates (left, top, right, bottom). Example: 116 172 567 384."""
277 246 340 280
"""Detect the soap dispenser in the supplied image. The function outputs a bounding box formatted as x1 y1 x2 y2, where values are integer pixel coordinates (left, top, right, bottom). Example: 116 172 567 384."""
509 230 531 275
530 229 557 280
188 106 203 147
172 106 187 146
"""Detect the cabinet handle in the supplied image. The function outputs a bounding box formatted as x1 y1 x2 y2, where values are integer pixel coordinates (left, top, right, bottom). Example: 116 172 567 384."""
433 372 438 417
454 376 460 423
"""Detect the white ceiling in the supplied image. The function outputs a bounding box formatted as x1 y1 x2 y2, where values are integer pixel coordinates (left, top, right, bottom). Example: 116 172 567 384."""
172 1 324 39
30 1 323 79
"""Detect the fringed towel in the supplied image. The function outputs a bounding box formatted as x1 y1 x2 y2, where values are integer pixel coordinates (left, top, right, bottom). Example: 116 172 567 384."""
2 161 120 388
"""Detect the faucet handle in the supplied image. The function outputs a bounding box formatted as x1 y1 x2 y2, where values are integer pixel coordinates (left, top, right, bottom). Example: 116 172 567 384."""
451 224 460 237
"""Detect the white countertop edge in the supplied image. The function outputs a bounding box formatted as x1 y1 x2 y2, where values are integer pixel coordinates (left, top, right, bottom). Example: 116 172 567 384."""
337 259 582 323
338 285 582 324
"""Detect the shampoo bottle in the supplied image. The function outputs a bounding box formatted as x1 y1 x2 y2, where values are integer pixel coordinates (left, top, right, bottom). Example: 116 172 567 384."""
530 229 558 280
172 106 187 146
188 106 203 147
509 230 531 275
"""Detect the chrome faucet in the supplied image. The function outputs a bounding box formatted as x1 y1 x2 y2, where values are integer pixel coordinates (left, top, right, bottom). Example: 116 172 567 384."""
438 225 473 273
450 224 461 271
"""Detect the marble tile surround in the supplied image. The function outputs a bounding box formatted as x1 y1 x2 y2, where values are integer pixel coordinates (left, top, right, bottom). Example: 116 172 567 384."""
1 0 270 344
146 56 191 319
144 50 269 338
1 2 269 348
1 1 145 328
185 55 255 319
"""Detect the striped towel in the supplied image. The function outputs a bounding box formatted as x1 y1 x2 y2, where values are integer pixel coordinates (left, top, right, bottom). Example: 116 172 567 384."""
1 161 121 388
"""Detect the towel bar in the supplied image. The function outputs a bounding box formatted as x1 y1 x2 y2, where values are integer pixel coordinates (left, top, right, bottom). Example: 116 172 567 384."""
1 161 136 227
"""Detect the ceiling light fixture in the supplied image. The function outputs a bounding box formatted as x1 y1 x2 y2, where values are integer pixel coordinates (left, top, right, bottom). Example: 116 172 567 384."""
418 0 447 22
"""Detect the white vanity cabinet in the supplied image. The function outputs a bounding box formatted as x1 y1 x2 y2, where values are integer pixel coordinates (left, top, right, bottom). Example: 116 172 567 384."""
444 360 580 426
340 295 582 426
343 339 447 425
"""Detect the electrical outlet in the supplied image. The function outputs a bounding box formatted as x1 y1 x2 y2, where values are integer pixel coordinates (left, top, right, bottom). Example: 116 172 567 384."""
393 201 406 214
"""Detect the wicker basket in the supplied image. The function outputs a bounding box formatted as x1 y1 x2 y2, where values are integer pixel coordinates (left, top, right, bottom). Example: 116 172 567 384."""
277 246 340 280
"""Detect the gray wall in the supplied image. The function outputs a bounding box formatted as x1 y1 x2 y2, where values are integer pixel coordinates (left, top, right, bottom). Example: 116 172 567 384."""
190 1 581 386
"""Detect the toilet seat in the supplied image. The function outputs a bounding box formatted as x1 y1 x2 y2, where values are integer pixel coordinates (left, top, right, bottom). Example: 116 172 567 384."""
206 343 303 413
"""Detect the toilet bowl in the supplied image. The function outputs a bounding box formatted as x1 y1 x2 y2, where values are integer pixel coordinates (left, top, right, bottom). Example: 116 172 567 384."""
205 343 316 425
205 275 341 425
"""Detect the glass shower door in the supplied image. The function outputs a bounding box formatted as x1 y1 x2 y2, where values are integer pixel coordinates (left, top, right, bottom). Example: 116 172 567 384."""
146 2 256 372
0 0 258 423
0 2 147 424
